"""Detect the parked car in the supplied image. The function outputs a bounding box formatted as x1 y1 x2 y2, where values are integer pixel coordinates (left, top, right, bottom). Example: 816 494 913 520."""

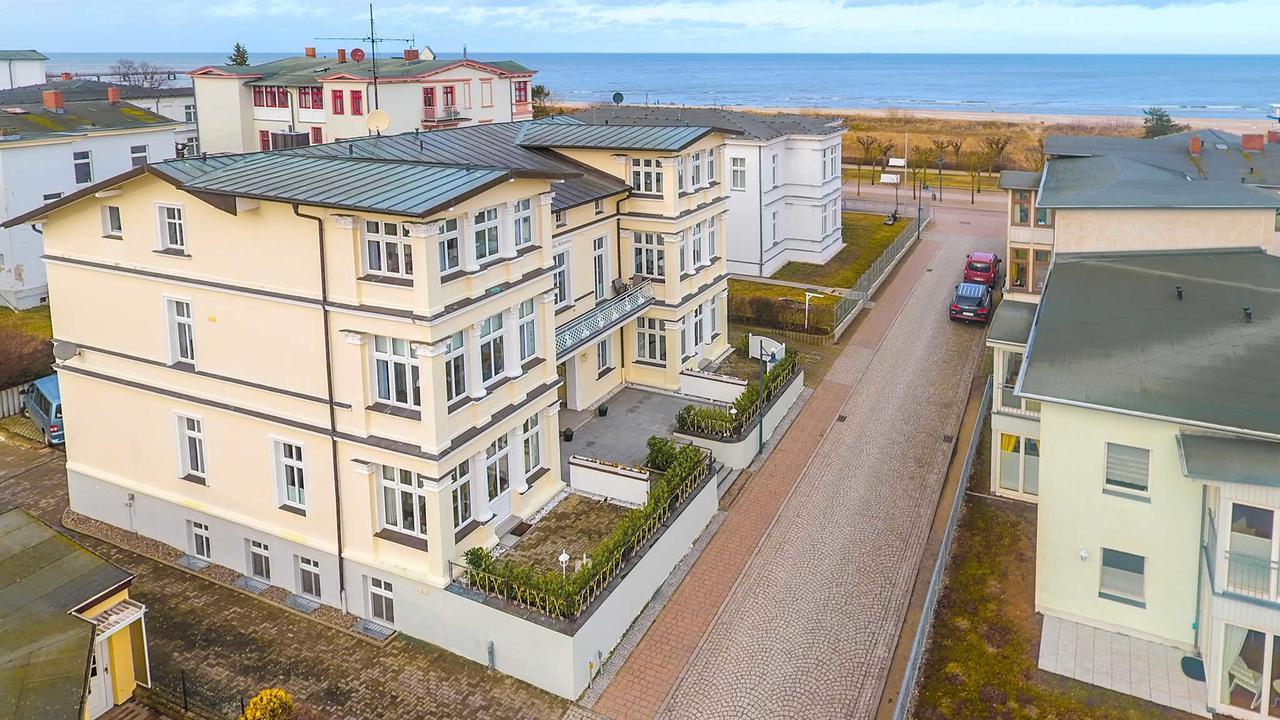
963 251 1002 287
22 374 63 445
949 282 993 324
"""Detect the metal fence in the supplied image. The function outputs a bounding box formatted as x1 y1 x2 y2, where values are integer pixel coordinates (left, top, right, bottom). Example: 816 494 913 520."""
0 382 31 418
145 666 251 719
893 375 992 720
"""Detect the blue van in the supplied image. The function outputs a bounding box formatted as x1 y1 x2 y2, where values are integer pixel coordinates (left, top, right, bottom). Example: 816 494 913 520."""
23 374 63 445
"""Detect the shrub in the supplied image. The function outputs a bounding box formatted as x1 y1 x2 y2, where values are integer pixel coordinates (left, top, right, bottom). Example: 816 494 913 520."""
241 688 293 720
0 328 52 388
644 436 679 471
675 350 799 439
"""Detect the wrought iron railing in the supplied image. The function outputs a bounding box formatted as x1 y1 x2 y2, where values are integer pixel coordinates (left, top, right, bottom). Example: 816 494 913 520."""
449 451 714 621
555 281 655 356
675 353 800 440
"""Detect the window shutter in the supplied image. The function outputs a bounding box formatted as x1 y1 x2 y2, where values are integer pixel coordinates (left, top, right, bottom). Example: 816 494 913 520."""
1105 443 1149 491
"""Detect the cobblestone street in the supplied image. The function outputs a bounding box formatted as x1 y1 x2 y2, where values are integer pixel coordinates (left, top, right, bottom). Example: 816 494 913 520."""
0 439 567 720
592 205 1003 719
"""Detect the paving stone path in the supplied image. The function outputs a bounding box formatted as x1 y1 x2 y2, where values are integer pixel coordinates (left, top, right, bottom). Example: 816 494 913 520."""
593 209 1002 720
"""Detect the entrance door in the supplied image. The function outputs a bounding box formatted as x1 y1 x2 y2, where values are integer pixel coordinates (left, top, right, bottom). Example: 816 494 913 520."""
86 639 112 718
486 436 513 524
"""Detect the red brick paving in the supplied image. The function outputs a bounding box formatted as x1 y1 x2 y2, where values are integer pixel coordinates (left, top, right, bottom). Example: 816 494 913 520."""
591 239 941 720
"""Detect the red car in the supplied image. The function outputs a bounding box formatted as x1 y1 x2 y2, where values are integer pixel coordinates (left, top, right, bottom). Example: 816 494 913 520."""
964 251 1002 287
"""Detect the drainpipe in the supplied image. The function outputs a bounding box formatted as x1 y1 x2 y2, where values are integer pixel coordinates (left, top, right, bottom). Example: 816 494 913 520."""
615 196 626 371
1193 484 1207 651
757 144 765 275
292 203 348 612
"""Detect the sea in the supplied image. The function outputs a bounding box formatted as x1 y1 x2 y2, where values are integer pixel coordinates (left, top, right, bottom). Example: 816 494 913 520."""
41 52 1280 120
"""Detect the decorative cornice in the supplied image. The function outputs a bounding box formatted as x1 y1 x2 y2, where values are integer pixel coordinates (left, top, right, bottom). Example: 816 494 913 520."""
332 214 357 230
403 222 431 238
341 330 366 345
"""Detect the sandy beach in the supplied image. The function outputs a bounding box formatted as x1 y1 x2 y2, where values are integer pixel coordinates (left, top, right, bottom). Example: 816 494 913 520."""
557 100 1274 134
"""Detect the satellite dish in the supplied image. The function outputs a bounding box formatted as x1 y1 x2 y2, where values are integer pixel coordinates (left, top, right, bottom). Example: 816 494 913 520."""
366 109 390 134
52 340 79 362
611 92 624 106
351 47 366 63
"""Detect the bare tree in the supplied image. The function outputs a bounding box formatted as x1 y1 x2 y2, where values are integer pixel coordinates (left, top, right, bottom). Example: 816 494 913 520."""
854 135 878 195
947 138 965 166
109 59 172 89
908 146 933 200
981 134 1014 175
1023 136 1047 171
930 138 950 168
963 151 987 205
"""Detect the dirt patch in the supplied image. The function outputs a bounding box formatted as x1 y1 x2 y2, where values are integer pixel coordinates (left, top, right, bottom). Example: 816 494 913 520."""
501 493 631 573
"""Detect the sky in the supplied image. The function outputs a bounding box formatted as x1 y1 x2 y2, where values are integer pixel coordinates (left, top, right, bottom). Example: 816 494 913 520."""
5 0 1280 55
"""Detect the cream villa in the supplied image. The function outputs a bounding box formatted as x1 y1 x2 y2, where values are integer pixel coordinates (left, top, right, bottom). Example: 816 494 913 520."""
4 116 740 698
190 47 536 154
987 130 1280 718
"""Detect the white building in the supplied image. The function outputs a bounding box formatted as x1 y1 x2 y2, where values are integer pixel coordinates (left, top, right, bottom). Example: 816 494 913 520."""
572 106 845 276
0 89 181 309
190 47 536 154
0 50 47 90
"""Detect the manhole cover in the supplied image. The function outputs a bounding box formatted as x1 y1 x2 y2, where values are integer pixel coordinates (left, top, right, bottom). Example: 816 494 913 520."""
837 415 848 423
926 268 933 272
942 434 955 443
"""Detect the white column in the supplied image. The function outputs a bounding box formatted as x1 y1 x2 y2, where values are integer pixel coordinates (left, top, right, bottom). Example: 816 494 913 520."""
460 211 480 272
663 233 681 284
500 201 518 259
472 449 492 522
510 425 528 495
503 305 522 379
538 193 555 250
541 289 558 363
466 321 487 399
413 340 450 454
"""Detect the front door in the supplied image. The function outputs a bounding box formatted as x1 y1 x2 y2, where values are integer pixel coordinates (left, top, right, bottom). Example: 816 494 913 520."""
86 639 112 718
486 436 513 524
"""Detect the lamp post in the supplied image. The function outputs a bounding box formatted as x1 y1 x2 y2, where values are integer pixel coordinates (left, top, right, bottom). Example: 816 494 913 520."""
558 550 569 577
937 155 944 203
758 348 778 458
803 291 825 330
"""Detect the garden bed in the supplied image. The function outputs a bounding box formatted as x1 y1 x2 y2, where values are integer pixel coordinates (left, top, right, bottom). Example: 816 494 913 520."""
771 212 906 289
501 493 632 574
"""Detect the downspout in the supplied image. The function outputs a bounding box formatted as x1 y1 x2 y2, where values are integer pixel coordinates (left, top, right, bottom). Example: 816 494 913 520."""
1193 484 1207 650
757 144 765 274
292 203 348 612
615 196 626 371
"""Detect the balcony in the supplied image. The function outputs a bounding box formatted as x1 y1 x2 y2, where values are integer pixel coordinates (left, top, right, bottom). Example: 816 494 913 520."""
555 281 655 357
424 105 466 124
997 383 1041 417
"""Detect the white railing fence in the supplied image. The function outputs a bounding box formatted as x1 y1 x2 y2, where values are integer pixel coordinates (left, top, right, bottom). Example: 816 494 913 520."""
0 382 31 418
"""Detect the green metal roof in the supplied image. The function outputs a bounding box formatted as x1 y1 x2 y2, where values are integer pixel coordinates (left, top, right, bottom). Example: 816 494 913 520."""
515 122 729 152
998 170 1041 191
204 55 533 87
1037 154 1280 209
1178 432 1280 487
0 100 176 141
0 509 131 720
0 50 48 61
1020 249 1280 436
987 299 1037 346
568 106 841 142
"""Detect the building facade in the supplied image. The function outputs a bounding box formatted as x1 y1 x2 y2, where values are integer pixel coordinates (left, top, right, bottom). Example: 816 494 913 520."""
191 48 535 154
6 117 733 691
0 49 47 90
0 89 180 309
571 106 846 276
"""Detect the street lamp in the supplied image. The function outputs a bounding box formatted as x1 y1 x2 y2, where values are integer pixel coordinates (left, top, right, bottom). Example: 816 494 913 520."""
758 348 778 458
803 291 825 330
558 550 570 577
936 155 945 203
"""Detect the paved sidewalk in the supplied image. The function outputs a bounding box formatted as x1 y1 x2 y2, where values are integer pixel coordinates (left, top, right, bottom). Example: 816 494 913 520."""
591 208 1000 719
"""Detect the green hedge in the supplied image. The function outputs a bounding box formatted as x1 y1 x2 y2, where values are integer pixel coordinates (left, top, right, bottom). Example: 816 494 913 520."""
463 441 708 619
727 293 834 335
675 350 799 439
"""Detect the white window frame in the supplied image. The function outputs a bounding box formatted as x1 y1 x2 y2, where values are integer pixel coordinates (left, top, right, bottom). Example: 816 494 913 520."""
189 520 211 560
690 151 702 188
553 209 565 227
706 148 716 184
596 337 611 372
297 556 322 599
102 205 123 237
156 203 186 251
771 211 779 243
730 157 747 191
449 461 473 529
165 297 195 364
130 144 149 168
676 156 686 192
636 317 666 362
184 104 197 123
273 439 306 510
691 222 704 267
378 464 429 539
522 414 541 476
630 158 664 194
479 312 505 384
176 414 205 480
363 220 414 280
693 304 705 347
73 150 93 184
828 200 839 235
248 539 271 581
632 232 665 280
437 218 460 273
771 153 778 187
443 331 467 402
518 300 537 361
372 336 421 409
592 235 608 301
594 199 605 215
368 576 395 624
552 250 571 308
486 435 511 500
707 215 717 258
678 232 688 275
709 298 719 337
472 206 500 263
513 198 533 247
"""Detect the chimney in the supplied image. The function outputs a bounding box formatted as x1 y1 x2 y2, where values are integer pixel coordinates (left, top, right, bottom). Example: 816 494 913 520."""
59 72 72 81
1269 130 1280 145
403 48 420 61
304 47 316 58
337 48 347 63
107 86 121 104
42 90 65 114
1243 133 1265 153
1188 135 1202 157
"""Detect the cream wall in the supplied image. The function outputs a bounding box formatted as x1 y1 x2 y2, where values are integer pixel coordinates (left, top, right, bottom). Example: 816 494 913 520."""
1053 207 1276 254
192 76 254 154
1035 401 1201 648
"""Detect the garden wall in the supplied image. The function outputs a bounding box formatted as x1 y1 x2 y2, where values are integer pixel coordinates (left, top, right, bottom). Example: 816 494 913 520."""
568 455 650 505
678 367 747 404
675 369 805 468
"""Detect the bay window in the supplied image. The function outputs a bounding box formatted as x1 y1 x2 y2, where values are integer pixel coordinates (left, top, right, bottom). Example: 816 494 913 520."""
449 460 473 528
636 317 666 363
633 232 665 279
522 415 542 476
364 220 413 279
437 218 460 273
630 158 663 194
379 465 428 539
691 222 704 266
486 436 511 501
518 300 536 361
691 151 702 187
443 332 466 401
512 198 533 247
553 251 570 307
707 216 717 257
373 336 421 409
473 207 500 262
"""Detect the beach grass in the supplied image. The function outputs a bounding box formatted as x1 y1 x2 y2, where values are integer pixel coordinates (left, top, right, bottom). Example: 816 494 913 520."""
770 212 904 288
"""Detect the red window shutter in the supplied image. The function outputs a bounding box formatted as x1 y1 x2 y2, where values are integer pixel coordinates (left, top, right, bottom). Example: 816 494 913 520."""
259 130 270 151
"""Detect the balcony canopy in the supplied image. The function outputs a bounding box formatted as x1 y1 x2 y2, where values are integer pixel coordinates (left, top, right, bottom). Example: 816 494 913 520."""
1178 432 1280 487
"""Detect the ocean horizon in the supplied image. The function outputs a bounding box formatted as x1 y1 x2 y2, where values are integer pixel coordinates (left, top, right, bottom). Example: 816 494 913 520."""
41 52 1280 120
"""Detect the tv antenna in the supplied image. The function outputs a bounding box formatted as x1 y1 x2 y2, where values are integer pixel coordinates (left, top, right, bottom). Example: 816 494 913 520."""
317 3 415 111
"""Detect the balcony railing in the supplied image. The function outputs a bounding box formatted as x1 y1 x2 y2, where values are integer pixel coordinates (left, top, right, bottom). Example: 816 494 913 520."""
556 281 655 357
997 383 1041 417
1224 550 1279 601
424 105 464 122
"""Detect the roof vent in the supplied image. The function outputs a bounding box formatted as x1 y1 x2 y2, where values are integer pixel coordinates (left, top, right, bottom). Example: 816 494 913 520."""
1244 306 1253 323
1176 285 1183 300
2 107 29 115
311 66 330 73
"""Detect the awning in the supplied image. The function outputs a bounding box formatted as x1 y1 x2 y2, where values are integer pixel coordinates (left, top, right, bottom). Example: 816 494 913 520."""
987 299 1037 347
81 598 145 639
1178 432 1280 487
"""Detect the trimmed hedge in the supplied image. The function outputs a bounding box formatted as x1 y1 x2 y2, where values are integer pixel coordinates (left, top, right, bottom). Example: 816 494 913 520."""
675 350 799 439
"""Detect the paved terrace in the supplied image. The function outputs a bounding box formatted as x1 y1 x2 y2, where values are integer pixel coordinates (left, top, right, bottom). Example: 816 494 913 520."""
587 203 1003 719
559 387 711 484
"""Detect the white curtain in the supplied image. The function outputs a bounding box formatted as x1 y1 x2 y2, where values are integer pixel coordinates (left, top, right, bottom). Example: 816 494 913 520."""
1222 623 1250 704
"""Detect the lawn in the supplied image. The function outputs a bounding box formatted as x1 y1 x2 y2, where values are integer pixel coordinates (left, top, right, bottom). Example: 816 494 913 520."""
771 212 906 289
914 435 1196 720
842 166 977 191
0 305 52 340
